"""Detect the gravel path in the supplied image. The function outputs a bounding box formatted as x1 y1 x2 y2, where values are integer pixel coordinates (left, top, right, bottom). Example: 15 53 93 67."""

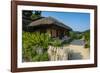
65 39 90 60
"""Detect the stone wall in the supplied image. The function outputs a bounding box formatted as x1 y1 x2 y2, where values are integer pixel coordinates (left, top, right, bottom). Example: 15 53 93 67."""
48 46 70 61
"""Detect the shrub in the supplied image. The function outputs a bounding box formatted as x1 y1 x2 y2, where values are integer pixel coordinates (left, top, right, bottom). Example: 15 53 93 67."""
22 32 50 62
50 38 62 47
84 31 90 48
39 52 49 61
32 52 49 61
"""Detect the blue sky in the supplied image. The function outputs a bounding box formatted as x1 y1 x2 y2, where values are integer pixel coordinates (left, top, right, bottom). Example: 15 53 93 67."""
41 11 90 32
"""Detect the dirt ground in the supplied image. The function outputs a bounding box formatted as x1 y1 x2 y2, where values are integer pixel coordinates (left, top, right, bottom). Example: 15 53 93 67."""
65 39 90 60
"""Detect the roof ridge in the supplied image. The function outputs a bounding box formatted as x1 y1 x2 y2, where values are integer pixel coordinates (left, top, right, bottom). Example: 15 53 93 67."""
28 16 72 30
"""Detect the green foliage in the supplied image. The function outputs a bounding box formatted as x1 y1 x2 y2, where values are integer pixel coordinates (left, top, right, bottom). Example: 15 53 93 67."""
32 52 49 61
78 34 83 39
69 31 83 40
69 31 77 39
83 30 90 48
39 52 49 61
31 11 42 20
39 33 51 50
69 30 90 48
50 38 62 47
31 14 41 20
22 32 50 62
23 32 50 48
84 31 90 41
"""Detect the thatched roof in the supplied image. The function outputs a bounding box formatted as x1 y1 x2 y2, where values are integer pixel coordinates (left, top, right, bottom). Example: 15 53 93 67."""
28 17 72 30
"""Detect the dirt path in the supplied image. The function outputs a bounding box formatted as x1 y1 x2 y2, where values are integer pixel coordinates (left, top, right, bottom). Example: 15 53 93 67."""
65 39 90 60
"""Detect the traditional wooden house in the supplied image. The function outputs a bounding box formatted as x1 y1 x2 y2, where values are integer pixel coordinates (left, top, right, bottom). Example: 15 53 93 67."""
23 16 72 39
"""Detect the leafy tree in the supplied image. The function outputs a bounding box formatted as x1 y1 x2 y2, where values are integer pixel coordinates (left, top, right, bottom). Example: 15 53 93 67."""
35 11 41 16
69 31 83 40
31 11 42 20
69 31 77 39
22 10 33 18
